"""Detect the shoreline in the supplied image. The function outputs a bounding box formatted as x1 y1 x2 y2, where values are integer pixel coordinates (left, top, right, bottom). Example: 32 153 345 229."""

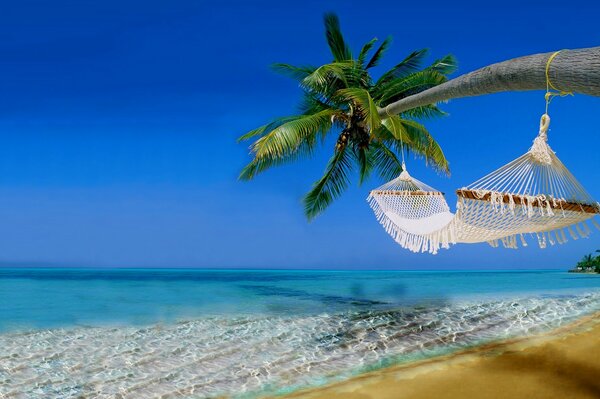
280 311 600 399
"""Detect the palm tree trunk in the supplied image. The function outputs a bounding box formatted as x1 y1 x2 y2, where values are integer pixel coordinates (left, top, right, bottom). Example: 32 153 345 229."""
379 46 600 117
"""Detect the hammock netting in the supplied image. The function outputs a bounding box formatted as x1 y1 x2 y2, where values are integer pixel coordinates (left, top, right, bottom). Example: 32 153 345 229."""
368 114 600 254
368 167 457 254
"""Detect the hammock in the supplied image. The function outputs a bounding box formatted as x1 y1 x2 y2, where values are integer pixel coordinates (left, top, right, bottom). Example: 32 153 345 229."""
367 166 456 254
368 114 600 254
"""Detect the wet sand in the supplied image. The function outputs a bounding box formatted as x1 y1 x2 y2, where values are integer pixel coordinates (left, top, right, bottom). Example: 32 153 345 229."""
282 312 600 399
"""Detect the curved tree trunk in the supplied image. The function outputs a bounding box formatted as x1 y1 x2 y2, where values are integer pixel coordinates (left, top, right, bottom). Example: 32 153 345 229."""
379 46 600 117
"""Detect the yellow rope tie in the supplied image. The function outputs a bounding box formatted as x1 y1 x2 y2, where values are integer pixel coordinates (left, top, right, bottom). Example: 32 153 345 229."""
544 50 574 114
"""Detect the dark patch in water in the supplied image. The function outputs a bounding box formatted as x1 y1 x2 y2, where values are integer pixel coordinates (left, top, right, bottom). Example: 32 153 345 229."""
239 284 389 307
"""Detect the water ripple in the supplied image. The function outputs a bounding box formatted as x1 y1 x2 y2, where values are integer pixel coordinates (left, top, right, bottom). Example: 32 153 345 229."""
1 292 599 398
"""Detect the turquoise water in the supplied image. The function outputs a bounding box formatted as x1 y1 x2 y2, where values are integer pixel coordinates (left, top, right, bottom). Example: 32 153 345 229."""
2 268 600 331
1 268 600 398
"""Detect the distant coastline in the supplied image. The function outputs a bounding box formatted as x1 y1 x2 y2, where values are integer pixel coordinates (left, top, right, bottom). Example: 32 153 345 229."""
568 269 599 274
568 250 600 274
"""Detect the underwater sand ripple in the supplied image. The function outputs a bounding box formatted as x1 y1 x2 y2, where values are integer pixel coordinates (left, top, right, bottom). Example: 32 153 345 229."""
1 292 600 398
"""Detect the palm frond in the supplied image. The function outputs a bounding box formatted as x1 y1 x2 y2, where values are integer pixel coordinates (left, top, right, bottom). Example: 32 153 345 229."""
334 88 381 130
370 124 396 142
369 140 403 181
366 36 391 69
237 116 299 142
271 63 317 82
380 116 449 173
427 54 457 75
297 93 333 115
324 13 352 61
376 70 448 106
250 110 336 159
240 111 338 180
401 104 448 120
380 115 407 141
303 147 353 220
351 145 373 185
399 119 449 173
358 38 377 67
374 49 429 86
239 142 312 180
301 62 353 96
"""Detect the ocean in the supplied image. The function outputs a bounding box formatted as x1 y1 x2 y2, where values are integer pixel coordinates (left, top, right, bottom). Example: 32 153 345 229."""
1 268 600 398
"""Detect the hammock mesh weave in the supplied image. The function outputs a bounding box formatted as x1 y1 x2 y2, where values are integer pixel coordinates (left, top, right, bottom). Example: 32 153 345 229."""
368 114 600 254
367 166 456 254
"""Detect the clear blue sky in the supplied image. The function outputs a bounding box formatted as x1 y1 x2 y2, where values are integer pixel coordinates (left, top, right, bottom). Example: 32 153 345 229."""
0 0 599 269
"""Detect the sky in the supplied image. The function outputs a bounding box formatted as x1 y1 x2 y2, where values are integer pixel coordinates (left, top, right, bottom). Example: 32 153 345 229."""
0 0 599 269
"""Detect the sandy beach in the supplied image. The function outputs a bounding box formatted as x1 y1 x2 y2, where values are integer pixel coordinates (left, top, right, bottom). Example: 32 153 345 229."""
283 312 600 399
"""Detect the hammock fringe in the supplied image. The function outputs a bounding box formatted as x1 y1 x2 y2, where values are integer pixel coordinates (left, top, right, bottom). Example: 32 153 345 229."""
368 193 456 254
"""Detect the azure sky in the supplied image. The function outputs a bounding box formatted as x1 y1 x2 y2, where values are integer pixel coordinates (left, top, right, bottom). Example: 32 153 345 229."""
0 0 599 269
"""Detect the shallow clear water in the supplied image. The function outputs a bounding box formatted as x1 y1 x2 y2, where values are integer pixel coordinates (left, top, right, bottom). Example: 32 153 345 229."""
1 268 599 398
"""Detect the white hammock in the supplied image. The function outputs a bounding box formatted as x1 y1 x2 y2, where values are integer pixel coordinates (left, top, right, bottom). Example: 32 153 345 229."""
368 167 457 254
368 114 600 254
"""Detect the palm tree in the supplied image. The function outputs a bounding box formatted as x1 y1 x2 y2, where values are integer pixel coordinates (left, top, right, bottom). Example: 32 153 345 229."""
238 13 456 220
577 254 595 271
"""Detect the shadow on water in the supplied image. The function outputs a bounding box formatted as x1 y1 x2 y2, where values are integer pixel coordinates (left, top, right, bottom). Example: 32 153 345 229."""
349 282 408 299
240 281 450 322
239 284 390 307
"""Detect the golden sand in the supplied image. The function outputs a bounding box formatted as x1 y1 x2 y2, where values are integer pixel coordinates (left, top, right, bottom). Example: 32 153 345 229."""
282 312 600 399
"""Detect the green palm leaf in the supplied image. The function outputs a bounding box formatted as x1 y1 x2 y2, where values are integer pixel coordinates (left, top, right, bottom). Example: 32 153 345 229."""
399 119 449 173
239 141 313 180
352 145 373 185
428 54 458 75
301 62 353 96
376 70 448 105
358 38 377 67
369 140 403 181
298 93 334 115
374 48 429 86
324 13 352 61
250 110 336 159
240 111 338 180
380 115 406 141
334 88 381 130
237 116 299 142
304 147 353 220
400 104 447 119
366 37 391 69
380 116 449 173
271 63 317 82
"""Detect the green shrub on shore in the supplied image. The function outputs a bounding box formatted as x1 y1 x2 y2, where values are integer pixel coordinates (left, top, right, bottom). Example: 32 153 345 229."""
575 250 600 273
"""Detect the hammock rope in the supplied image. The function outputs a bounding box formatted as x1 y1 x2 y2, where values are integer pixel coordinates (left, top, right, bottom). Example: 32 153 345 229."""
544 50 573 115
368 52 599 254
455 113 600 249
